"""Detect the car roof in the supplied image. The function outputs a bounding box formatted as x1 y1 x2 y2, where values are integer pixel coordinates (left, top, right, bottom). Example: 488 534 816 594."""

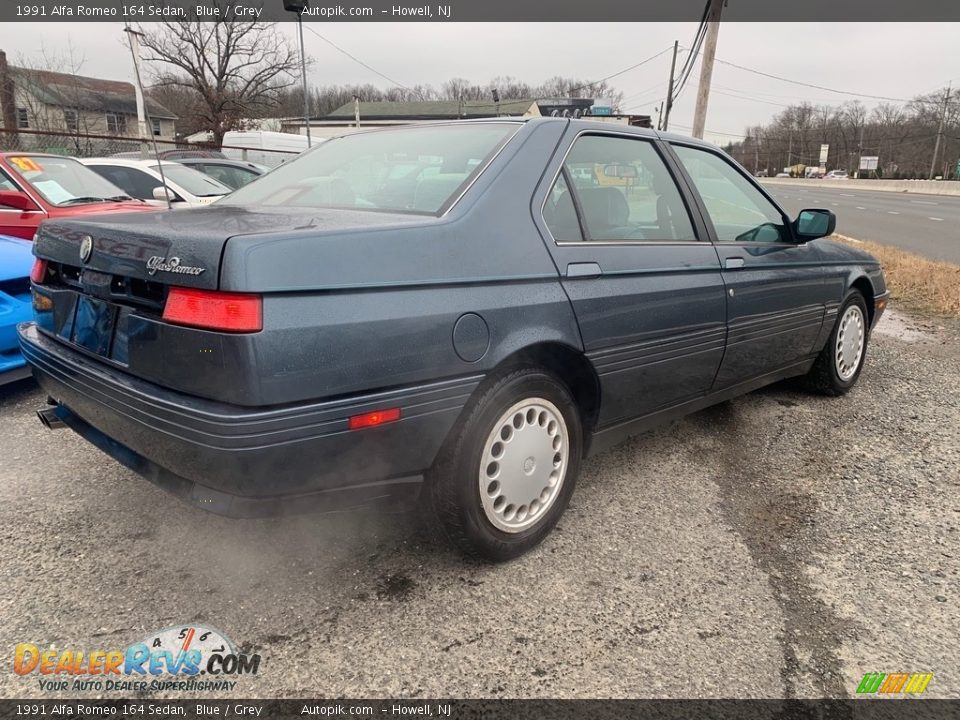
0 151 87 161
79 158 184 168
175 157 262 170
427 117 723 150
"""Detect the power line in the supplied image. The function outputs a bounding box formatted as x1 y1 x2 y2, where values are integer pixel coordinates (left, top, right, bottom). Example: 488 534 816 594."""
303 25 421 98
710 88 793 109
564 46 674 96
672 3 710 103
668 122 745 139
700 53 911 103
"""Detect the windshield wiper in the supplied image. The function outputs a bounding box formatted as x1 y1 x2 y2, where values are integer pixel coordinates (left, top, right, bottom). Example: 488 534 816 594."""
59 196 108 206
105 194 135 202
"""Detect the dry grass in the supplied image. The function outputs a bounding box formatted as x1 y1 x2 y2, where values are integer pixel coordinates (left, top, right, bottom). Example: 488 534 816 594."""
834 234 960 317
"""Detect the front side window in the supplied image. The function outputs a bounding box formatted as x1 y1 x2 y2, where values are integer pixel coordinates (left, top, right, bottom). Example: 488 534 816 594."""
0 168 19 192
672 145 788 243
548 134 696 242
219 123 519 215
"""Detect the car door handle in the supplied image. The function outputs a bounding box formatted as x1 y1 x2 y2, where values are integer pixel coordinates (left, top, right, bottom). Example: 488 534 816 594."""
725 257 746 269
566 262 602 278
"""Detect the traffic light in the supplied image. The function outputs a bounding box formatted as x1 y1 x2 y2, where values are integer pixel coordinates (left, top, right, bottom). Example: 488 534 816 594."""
283 0 309 12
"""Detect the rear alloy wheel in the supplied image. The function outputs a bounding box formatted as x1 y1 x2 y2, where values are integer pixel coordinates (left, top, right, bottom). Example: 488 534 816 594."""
807 290 869 395
427 368 582 561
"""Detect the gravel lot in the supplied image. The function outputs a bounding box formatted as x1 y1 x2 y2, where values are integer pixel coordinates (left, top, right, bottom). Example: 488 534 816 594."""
1 308 957 700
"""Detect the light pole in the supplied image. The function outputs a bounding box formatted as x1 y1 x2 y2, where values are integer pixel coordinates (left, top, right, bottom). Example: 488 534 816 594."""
284 0 312 147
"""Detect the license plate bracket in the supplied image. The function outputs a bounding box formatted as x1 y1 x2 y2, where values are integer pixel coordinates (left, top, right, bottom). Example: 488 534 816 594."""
71 296 117 357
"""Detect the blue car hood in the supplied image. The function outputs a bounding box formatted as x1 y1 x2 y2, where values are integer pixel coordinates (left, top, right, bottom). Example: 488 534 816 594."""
0 234 34 282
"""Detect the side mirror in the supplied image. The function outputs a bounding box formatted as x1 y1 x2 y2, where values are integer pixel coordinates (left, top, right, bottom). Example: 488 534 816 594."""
0 189 39 211
794 208 836 241
152 185 177 203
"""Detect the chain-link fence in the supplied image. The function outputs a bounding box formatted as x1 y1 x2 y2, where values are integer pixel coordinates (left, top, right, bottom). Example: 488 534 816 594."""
0 127 299 165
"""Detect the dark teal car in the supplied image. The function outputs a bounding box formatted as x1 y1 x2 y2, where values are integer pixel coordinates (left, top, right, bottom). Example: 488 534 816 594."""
19 119 887 561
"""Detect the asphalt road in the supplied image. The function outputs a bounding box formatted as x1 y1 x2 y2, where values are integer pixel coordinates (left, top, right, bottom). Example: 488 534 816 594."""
1 310 958 700
762 182 960 264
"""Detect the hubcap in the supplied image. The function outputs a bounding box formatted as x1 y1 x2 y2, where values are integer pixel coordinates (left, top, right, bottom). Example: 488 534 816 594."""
835 304 865 381
479 398 569 533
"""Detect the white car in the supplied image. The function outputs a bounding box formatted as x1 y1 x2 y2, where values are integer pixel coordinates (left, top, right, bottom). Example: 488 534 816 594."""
79 158 232 207
824 170 848 179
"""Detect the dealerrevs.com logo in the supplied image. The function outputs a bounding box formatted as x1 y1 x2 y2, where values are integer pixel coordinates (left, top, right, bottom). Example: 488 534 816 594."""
14 624 261 693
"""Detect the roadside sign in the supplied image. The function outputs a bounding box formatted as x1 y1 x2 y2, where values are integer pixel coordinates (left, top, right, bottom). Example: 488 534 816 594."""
819 144 829 163
860 156 879 170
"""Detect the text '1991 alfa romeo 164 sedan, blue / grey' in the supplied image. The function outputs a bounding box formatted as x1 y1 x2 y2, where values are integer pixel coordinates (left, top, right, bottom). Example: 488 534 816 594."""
19 118 888 561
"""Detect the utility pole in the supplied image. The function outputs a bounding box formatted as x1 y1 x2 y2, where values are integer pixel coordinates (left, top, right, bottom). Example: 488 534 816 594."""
662 40 679 132
284 1 312 147
856 122 865 178
929 82 951 180
691 0 724 139
123 27 149 159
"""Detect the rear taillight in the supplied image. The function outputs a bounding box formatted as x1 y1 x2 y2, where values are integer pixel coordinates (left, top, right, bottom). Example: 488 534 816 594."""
162 287 262 333
30 259 48 284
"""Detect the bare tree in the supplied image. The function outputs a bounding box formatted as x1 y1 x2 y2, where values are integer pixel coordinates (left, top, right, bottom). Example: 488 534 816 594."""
725 88 959 179
137 12 299 146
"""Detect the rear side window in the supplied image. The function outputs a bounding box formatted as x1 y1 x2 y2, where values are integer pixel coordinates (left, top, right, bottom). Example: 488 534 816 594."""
202 164 259 189
91 166 161 201
219 123 519 215
543 173 583 242
546 134 696 242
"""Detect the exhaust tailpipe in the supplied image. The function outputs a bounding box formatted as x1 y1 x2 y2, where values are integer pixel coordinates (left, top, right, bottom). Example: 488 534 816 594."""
37 407 65 430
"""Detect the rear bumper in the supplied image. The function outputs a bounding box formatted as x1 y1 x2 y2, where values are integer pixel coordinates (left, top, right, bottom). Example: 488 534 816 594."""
18 322 480 518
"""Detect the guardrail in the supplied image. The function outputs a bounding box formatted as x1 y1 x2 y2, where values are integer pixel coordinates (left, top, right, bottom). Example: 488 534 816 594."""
760 177 960 197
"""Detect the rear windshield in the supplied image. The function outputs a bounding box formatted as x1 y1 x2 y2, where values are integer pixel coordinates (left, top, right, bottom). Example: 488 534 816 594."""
6 155 131 206
219 123 519 215
151 164 231 197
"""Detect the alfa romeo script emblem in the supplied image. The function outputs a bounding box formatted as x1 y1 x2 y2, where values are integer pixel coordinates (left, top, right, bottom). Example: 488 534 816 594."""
79 235 93 264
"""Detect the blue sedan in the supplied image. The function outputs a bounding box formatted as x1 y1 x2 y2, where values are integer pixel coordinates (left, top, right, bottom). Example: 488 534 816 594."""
20 119 888 560
0 234 33 384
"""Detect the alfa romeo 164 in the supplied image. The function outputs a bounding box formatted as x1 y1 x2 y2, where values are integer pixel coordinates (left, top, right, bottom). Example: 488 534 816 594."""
19 119 887 560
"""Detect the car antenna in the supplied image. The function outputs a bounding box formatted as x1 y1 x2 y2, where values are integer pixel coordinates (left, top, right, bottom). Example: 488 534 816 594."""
124 24 172 210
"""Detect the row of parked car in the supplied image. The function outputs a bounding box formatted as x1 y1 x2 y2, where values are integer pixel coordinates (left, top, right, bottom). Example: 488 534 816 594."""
0 149 272 383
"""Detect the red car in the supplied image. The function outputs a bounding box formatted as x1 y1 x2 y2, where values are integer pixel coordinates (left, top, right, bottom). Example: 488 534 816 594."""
0 153 158 240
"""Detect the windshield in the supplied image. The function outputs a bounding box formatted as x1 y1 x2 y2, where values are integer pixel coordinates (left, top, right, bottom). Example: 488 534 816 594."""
152 164 232 197
219 123 519 214
6 155 132 206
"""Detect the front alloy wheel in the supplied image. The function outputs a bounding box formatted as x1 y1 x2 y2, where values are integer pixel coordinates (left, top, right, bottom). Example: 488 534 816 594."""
807 289 870 395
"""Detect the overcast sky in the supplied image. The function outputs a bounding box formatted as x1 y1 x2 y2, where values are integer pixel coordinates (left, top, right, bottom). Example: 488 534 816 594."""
0 22 956 145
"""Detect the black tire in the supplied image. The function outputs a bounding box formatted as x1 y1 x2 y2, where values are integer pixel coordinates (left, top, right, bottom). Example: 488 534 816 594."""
807 290 870 396
426 367 583 562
